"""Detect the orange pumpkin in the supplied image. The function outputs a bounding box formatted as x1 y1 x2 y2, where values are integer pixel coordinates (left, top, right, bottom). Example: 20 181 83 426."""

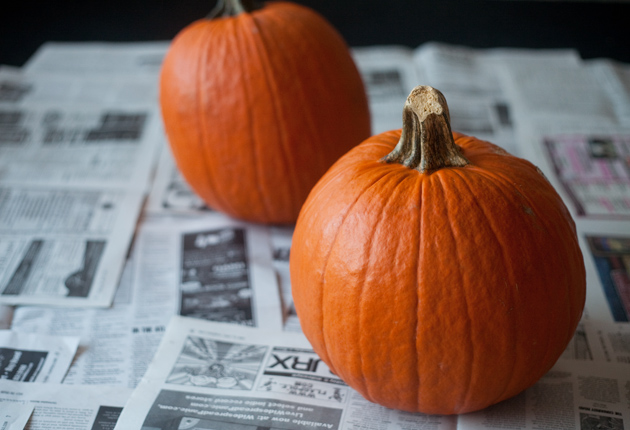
159 0 371 224
290 86 586 415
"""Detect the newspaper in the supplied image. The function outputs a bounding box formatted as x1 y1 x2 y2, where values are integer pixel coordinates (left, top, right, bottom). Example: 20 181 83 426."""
0 66 159 105
413 42 583 157
9 259 143 388
497 55 630 172
570 319 630 365
10 212 284 388
114 316 630 430
270 225 300 333
0 379 132 429
133 214 283 330
0 184 145 307
493 56 630 325
145 149 300 331
0 67 163 307
587 58 630 125
23 41 169 77
519 126 630 322
0 65 162 189
350 43 584 157
498 116 630 226
4 40 630 428
0 330 78 383
459 360 629 430
576 220 630 323
145 144 212 216
500 58 625 130
113 315 457 429
0 101 162 191
1 402 33 430
460 318 630 428
146 158 300 333
351 45 426 135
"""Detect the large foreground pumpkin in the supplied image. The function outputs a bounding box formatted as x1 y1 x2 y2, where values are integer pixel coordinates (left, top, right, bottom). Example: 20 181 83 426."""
159 0 371 224
290 86 586 415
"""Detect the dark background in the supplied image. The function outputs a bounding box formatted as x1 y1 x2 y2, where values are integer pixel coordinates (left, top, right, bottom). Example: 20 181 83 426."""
1 0 629 67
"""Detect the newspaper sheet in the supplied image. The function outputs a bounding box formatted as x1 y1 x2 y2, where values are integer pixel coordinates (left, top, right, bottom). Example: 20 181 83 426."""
351 46 425 135
413 42 583 157
497 56 630 198
23 41 169 77
500 58 627 131
9 259 142 388
0 379 132 429
5 40 630 428
270 226 299 333
114 315 459 430
114 316 630 430
459 359 630 430
0 67 159 105
496 56 630 325
0 401 33 430
539 132 630 219
498 126 630 324
133 214 283 331
0 184 145 307
577 219 630 323
570 319 630 365
0 65 163 194
0 67 163 307
10 212 284 388
505 119 630 224
498 96 630 326
587 59 630 126
461 318 630 429
513 121 630 324
145 144 212 216
145 152 299 332
0 100 162 191
0 330 78 383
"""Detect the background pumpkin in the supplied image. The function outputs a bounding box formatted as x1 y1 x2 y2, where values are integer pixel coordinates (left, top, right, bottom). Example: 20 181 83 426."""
290 86 586 415
159 0 371 224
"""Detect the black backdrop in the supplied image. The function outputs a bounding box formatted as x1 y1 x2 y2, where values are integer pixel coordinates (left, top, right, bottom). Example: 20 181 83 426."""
1 0 629 67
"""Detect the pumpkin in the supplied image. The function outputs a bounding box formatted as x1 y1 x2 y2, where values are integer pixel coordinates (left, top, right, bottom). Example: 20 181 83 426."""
290 86 586 415
159 0 371 224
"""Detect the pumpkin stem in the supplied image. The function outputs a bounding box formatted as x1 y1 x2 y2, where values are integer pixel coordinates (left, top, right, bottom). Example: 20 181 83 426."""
383 86 469 173
207 0 262 18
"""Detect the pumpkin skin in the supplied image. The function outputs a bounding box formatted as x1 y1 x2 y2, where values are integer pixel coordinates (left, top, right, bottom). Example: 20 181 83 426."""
159 1 371 224
290 87 586 415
